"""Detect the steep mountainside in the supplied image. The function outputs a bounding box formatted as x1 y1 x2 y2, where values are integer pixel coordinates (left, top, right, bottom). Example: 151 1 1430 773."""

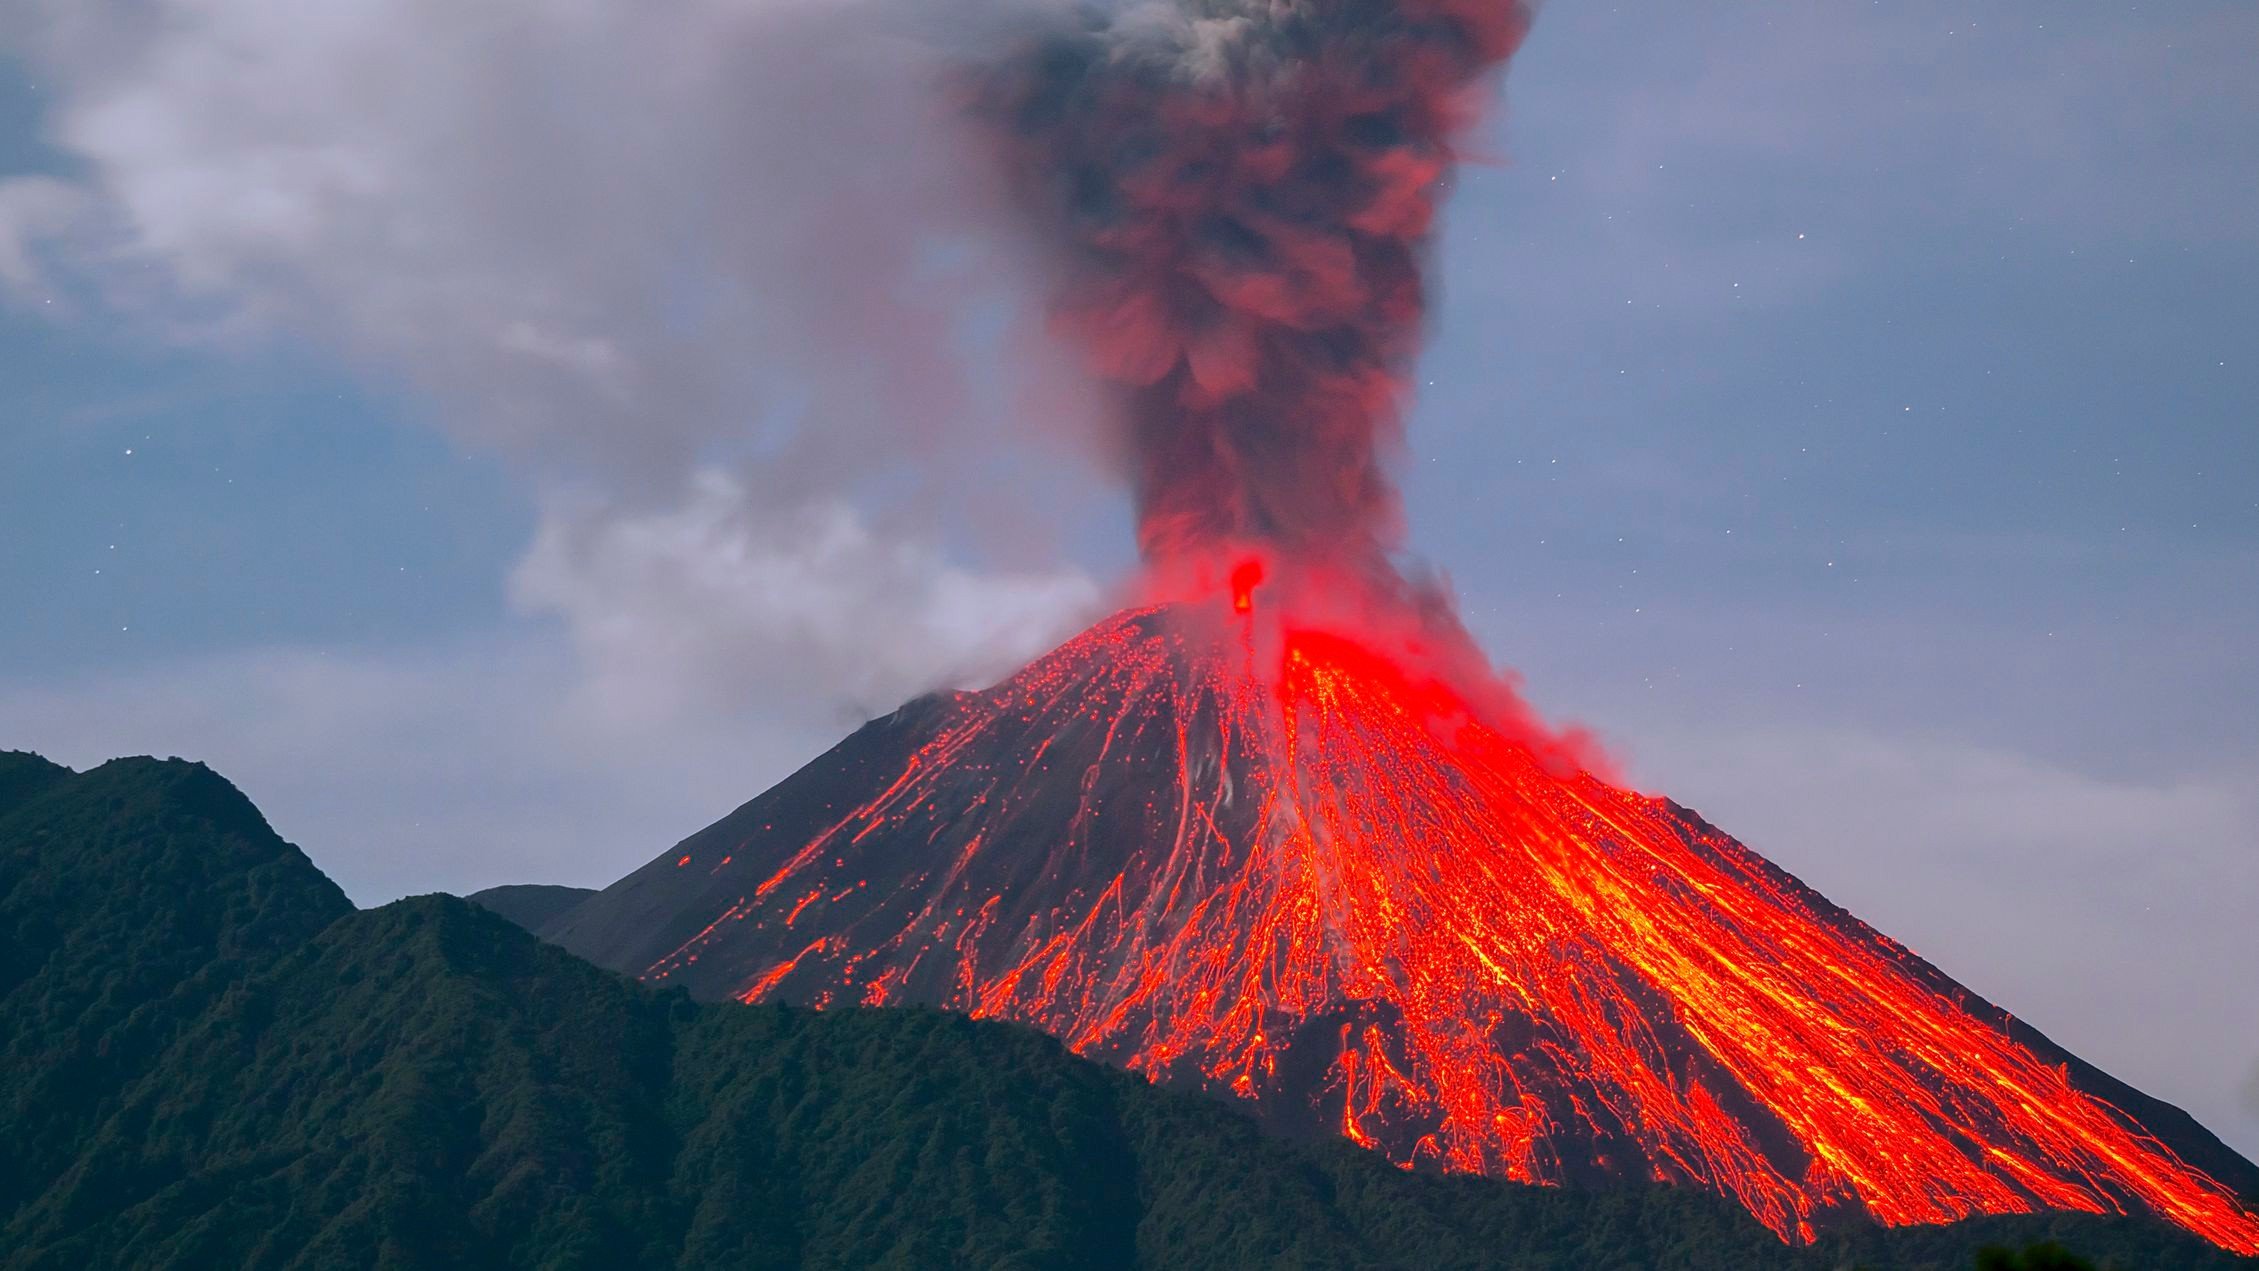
3 751 2250 1269
540 607 2259 1250
0 751 352 1219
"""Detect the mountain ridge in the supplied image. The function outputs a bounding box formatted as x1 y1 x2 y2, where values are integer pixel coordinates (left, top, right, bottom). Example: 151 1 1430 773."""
4 748 2251 1269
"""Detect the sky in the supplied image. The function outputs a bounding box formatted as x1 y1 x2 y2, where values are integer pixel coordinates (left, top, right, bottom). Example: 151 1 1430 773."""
3 1 2255 1160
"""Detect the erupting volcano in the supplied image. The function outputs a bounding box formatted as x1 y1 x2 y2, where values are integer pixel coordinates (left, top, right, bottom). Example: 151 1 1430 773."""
546 0 2259 1253
550 583 2259 1251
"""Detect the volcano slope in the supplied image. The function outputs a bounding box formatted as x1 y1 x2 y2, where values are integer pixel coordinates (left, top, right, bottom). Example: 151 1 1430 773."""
543 603 2259 1253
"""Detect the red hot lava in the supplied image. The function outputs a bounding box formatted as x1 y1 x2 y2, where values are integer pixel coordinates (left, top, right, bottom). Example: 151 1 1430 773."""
561 0 2259 1253
616 577 2259 1252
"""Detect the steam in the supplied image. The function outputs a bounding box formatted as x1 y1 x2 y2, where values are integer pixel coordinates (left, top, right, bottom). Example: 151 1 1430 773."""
976 0 1533 570
0 0 1107 721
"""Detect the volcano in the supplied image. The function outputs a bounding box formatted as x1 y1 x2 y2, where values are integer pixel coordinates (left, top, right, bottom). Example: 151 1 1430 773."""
528 0 2259 1250
546 590 2259 1252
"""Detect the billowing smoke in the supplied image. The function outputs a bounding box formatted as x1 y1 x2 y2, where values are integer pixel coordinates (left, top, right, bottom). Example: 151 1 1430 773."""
977 0 1532 570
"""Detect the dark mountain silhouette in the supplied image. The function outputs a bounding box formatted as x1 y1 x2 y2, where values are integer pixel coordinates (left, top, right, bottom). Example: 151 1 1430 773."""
0 750 352 1222
3 749 2251 1269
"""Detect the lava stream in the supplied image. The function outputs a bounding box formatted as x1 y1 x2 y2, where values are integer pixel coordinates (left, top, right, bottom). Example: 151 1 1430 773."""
638 598 2259 1252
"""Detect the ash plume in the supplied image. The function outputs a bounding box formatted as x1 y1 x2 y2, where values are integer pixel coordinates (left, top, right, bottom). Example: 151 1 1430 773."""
977 0 1533 570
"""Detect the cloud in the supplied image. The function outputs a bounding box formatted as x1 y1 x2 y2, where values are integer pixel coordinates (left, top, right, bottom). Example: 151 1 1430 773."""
2 0 1113 722
0 175 84 292
512 470 1101 727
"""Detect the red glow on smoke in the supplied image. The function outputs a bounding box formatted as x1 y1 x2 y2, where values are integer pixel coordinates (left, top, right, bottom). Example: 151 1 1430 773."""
980 0 1533 569
649 583 2259 1253
1230 558 1265 613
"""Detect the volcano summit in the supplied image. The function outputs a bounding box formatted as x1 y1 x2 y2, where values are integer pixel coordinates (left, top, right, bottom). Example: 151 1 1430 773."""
545 587 2259 1252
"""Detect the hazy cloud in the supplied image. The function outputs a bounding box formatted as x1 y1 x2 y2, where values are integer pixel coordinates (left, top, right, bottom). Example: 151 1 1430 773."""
2 0 1110 720
0 173 83 291
512 470 1101 727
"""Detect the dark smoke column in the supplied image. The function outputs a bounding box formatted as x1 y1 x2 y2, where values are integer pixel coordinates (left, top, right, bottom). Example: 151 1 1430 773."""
980 0 1531 569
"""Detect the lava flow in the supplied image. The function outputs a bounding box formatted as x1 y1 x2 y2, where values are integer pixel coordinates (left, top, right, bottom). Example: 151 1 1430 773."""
540 0 2259 1249
552 577 2259 1252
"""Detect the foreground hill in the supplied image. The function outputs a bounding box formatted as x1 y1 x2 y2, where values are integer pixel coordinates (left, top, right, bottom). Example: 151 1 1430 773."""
1 750 2249 1269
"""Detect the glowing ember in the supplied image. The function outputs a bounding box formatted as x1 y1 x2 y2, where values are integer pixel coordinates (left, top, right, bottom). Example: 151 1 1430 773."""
626 590 2259 1252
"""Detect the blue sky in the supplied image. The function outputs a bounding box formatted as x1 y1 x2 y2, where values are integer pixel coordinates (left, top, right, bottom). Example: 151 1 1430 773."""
3 2 2255 1157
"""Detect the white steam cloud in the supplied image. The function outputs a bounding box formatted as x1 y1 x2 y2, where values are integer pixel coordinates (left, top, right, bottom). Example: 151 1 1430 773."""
1 0 1108 715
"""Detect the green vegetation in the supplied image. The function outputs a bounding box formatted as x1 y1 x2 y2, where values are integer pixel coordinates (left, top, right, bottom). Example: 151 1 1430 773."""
2 751 2250 1269
0 751 350 1223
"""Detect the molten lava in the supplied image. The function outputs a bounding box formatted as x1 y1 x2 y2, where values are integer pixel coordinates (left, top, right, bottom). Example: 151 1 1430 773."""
546 5 2259 1249
1230 558 1265 613
590 586 2259 1253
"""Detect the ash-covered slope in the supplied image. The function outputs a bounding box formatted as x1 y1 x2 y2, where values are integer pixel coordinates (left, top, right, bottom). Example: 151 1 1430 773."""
466 882 595 932
546 606 2259 1251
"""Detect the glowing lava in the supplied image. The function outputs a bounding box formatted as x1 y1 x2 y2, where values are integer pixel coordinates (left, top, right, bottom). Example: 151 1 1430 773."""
602 591 2259 1252
1230 558 1265 613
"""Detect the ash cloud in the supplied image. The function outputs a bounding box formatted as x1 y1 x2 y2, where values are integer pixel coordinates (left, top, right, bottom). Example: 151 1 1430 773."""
976 0 1533 570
